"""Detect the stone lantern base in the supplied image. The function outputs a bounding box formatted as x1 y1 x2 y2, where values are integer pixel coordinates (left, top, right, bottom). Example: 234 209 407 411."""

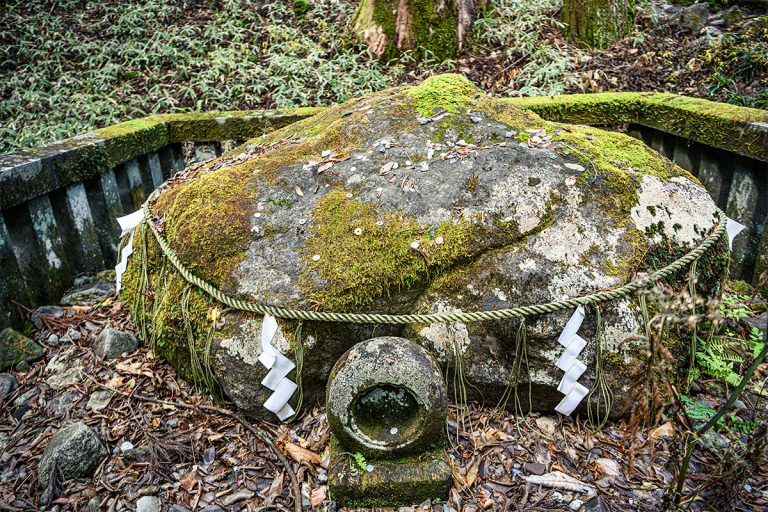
328 436 452 507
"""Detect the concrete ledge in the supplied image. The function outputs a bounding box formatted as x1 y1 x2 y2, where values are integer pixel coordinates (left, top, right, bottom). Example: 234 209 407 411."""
161 107 325 143
507 92 768 162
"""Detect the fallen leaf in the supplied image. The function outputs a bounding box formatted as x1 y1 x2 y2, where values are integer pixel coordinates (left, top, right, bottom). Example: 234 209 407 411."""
310 486 327 507
650 421 675 439
465 462 479 487
525 471 596 494
180 469 197 491
284 442 323 465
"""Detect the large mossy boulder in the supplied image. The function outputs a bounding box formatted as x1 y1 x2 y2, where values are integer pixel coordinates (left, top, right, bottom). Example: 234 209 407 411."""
121 74 727 420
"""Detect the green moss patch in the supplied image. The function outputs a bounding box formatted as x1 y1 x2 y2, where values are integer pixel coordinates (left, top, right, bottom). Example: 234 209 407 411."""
553 123 694 224
407 74 480 117
152 167 255 288
300 188 555 311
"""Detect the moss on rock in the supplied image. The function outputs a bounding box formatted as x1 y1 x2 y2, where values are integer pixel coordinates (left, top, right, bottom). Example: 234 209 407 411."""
120 74 730 419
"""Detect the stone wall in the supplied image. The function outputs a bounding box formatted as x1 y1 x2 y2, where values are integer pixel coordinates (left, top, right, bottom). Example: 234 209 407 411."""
0 95 765 328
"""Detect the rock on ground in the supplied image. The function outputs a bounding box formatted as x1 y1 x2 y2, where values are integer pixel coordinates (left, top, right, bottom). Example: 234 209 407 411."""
93 328 138 359
38 422 107 485
60 276 114 306
0 328 44 371
121 74 727 420
0 372 16 400
135 496 162 512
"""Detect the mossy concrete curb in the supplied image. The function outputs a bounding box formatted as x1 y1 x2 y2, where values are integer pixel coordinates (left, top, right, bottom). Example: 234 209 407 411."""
506 92 768 162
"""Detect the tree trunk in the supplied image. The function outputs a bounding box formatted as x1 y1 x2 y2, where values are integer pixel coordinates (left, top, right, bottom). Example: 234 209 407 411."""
561 0 635 49
352 0 477 61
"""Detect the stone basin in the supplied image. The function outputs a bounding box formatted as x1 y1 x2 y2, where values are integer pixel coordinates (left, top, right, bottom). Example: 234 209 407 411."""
120 74 727 421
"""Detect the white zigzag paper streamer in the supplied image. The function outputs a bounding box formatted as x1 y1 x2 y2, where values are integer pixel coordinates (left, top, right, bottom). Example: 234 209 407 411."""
115 210 145 294
725 217 746 250
258 314 297 421
555 306 589 416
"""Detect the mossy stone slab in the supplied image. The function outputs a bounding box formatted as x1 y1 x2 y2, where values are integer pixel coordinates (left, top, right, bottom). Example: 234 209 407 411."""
0 328 43 371
328 436 451 507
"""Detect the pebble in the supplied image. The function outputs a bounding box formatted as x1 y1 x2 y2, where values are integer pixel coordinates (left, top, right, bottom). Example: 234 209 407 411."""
570 499 584 510
0 373 16 401
136 496 161 512
47 334 60 346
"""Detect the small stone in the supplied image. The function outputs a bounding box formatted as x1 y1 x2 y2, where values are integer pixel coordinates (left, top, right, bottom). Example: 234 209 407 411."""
0 328 44 371
312 254 321 262
47 334 60 346
136 496 161 512
470 113 482 124
65 327 82 342
46 391 80 417
46 367 82 391
13 385 40 408
321 150 332 158
120 441 135 452
60 277 113 306
254 212 262 218
0 372 16 400
434 236 444 245
504 131 517 138
523 461 546 476
38 422 107 484
535 416 557 435
122 446 152 464
390 427 398 435
570 499 584 511
410 241 420 250
86 390 113 412
93 328 138 359
32 305 65 329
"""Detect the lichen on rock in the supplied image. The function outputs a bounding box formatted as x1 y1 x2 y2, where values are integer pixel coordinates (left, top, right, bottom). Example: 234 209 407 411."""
120 74 728 420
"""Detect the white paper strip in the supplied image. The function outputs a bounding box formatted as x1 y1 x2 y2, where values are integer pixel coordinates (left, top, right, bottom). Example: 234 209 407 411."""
726 217 746 250
114 210 145 294
555 382 590 416
555 335 587 371
554 307 590 416
258 314 298 421
558 306 585 346
557 360 587 394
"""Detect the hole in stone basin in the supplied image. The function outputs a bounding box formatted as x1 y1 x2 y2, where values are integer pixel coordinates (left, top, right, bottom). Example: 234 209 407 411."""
352 385 419 442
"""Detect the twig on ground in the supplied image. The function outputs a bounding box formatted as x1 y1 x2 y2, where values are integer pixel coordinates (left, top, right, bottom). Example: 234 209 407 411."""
83 373 303 512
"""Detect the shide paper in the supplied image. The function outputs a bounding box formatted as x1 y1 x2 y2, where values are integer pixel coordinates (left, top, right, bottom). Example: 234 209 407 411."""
114 210 144 294
555 305 589 416
258 314 297 421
